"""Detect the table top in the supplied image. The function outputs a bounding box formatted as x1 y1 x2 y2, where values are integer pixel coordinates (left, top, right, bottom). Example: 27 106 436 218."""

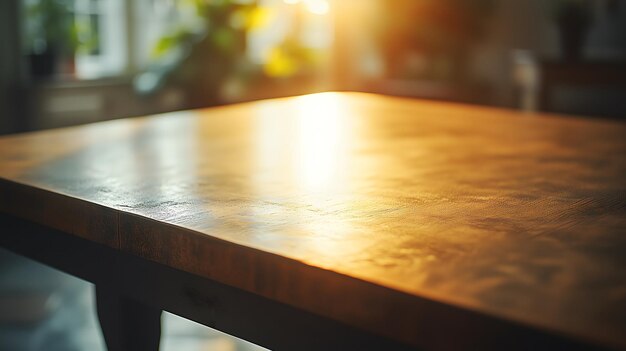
1 92 625 350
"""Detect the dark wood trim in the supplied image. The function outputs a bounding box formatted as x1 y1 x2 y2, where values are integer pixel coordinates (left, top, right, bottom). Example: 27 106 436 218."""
0 212 613 351
0 213 416 351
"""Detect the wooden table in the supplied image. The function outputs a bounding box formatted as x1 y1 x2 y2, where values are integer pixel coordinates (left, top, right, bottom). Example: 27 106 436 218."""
1 93 625 350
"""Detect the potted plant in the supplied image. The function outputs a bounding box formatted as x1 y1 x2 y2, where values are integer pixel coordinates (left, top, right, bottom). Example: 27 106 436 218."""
135 0 260 107
24 0 78 78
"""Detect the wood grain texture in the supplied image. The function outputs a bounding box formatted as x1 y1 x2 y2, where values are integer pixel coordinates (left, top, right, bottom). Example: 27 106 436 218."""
1 93 625 349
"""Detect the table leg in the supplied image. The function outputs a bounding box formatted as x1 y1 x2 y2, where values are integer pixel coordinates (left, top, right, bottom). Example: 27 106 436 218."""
96 286 162 351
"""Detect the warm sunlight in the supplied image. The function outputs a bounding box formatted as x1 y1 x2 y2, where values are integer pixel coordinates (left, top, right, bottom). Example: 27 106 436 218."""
253 92 351 195
252 93 366 265
293 93 347 192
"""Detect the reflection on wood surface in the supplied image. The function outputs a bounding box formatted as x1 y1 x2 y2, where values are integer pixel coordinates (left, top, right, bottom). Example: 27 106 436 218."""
1 93 625 350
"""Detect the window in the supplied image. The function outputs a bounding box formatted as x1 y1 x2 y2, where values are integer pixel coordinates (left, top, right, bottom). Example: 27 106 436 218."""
74 0 126 79
24 0 333 81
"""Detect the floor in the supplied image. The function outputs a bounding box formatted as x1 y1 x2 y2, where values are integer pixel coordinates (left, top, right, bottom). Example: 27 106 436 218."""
0 248 267 351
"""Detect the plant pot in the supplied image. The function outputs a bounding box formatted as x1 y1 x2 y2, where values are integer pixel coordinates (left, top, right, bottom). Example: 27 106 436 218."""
28 49 58 78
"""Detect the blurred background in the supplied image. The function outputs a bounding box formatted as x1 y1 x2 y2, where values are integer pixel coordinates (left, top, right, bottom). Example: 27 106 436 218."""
1 0 625 136
0 0 626 350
